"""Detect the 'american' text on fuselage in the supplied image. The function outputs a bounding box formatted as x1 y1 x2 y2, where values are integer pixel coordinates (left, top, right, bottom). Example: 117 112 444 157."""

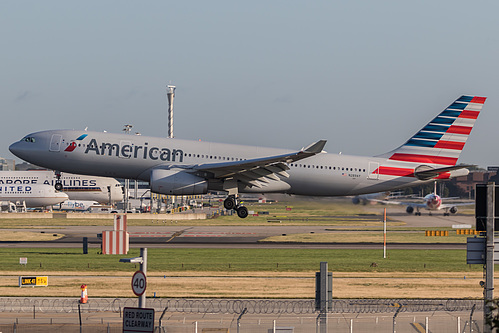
84 139 184 162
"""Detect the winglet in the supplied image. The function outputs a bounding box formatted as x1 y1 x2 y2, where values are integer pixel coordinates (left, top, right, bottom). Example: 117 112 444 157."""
303 140 327 154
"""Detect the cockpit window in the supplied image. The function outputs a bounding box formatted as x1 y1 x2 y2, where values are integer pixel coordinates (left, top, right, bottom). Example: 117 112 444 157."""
21 136 35 143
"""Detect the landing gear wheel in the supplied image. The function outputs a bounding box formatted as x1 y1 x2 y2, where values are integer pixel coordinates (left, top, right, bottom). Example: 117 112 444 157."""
55 182 63 191
236 206 249 219
224 196 237 210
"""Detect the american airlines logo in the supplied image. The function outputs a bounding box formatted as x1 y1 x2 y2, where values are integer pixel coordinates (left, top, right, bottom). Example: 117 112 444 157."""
84 138 184 162
65 134 88 152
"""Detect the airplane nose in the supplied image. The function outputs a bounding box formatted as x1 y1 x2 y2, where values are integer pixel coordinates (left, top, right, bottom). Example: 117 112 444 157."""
9 141 24 157
9 141 32 160
57 192 69 200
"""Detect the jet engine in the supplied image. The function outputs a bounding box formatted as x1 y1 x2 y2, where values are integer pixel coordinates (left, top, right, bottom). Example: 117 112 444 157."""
406 206 414 214
449 206 458 214
150 169 208 195
352 197 361 205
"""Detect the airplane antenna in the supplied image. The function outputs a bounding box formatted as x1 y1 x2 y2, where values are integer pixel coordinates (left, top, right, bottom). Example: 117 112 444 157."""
166 85 176 138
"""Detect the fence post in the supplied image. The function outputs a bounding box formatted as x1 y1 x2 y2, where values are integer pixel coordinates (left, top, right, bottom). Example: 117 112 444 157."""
237 308 247 333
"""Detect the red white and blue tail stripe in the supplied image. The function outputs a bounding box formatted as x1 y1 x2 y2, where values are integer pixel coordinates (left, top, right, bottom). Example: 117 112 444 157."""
382 95 486 167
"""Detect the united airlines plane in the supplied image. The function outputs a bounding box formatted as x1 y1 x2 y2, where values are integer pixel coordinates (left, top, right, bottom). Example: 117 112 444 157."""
0 184 68 208
9 95 486 218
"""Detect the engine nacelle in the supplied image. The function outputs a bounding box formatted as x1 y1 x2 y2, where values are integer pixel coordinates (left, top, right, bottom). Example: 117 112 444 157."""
449 206 458 214
150 169 208 195
406 206 414 214
352 197 360 205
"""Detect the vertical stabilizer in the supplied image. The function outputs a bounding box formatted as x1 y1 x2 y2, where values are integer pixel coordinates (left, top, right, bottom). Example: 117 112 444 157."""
379 95 486 167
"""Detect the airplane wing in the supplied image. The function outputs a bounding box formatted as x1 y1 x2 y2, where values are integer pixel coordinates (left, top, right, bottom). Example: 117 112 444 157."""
166 140 327 188
371 199 427 209
440 202 475 208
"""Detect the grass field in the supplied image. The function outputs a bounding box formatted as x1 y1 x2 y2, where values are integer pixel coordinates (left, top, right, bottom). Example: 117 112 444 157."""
0 247 488 299
0 247 484 273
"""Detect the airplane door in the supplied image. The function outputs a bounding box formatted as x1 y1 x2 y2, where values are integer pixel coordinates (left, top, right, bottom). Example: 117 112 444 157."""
49 134 62 152
368 162 379 180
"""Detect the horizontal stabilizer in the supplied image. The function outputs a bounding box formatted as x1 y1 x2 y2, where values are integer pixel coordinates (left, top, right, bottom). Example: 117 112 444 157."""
414 164 474 180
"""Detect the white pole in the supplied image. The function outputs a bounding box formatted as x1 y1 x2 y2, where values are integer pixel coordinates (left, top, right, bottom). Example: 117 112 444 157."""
425 317 428 333
458 317 460 333
273 319 276 333
383 207 387 259
195 321 198 333
350 319 353 333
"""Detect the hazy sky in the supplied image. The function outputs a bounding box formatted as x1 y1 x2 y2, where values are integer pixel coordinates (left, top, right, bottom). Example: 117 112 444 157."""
2 1 499 168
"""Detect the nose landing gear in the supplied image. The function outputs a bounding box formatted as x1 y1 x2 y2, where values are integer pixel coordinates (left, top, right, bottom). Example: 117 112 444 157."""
54 171 63 191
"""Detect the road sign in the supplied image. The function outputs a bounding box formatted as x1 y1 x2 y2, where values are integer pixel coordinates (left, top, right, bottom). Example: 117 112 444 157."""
131 270 146 296
123 307 154 333
19 276 48 287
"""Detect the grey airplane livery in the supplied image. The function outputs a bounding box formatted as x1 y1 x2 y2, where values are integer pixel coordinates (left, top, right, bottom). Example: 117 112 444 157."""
9 95 486 218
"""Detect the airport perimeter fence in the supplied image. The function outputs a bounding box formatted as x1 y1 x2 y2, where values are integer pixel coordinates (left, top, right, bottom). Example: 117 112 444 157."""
0 298 485 332
0 297 483 314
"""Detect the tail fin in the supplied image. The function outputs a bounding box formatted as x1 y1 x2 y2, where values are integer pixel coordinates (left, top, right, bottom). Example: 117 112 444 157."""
379 95 486 166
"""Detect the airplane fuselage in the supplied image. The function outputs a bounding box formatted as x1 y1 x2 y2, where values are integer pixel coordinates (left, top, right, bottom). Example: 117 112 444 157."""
9 130 466 197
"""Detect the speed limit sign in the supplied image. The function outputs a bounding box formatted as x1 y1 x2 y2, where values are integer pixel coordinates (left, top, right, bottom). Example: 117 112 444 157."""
131 270 147 296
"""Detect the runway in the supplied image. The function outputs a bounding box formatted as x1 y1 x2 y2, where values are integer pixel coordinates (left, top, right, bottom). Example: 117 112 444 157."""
0 210 473 249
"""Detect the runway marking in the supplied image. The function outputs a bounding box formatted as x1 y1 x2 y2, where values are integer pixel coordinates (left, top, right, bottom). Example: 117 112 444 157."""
128 231 257 238
410 322 427 333
166 231 184 243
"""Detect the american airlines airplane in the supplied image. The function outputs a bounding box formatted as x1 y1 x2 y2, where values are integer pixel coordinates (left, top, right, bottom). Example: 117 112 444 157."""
0 184 68 209
0 171 123 204
9 95 486 218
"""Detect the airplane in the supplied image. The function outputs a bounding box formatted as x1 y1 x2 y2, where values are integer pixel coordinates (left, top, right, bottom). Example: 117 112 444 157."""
54 200 100 212
9 95 486 218
371 182 474 216
0 184 68 210
0 171 123 204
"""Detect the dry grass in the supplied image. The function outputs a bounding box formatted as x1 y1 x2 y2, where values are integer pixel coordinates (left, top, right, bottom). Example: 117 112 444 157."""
0 270 484 299
0 231 64 241
261 231 468 243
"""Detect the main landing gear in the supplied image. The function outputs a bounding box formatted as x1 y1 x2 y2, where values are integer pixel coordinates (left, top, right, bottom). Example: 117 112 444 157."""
224 195 248 219
54 171 63 191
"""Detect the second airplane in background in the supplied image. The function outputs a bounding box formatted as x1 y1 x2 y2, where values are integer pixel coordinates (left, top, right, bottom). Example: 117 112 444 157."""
372 182 474 216
9 95 486 218
0 171 123 204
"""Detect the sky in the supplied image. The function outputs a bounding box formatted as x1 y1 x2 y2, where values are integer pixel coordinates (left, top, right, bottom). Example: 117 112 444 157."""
2 1 499 168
